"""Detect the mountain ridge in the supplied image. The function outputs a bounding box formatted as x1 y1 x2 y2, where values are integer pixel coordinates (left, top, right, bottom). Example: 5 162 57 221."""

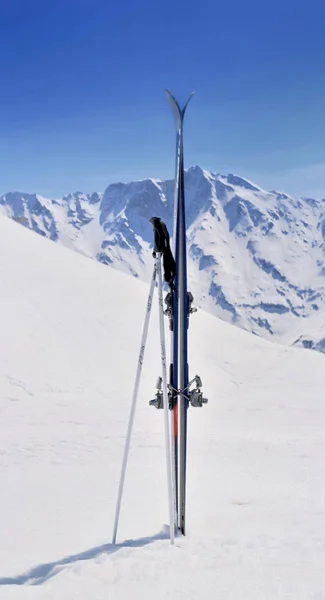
1 166 325 350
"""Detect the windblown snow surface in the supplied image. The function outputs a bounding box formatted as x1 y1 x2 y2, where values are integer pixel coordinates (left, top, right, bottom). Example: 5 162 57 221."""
0 215 325 600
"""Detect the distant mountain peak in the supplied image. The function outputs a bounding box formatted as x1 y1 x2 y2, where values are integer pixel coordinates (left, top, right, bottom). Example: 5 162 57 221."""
225 173 261 192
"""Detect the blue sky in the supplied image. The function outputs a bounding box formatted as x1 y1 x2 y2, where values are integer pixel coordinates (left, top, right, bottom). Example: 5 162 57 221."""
1 0 325 197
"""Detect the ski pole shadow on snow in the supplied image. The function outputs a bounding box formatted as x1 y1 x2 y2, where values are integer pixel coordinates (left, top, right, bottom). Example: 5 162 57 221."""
0 527 170 586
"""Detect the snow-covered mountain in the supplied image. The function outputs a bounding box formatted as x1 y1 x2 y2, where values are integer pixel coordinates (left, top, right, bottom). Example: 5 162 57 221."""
1 214 325 599
290 307 325 352
0 190 103 258
1 166 325 347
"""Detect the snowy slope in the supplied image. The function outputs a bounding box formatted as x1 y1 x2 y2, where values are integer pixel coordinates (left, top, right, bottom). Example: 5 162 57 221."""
0 190 103 258
0 215 325 600
1 168 325 348
289 307 325 352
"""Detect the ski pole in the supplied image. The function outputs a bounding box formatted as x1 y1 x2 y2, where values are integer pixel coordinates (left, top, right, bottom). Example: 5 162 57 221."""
156 253 175 545
112 262 157 544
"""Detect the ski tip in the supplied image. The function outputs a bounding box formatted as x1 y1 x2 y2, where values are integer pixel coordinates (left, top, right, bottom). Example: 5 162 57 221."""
182 91 195 117
165 90 182 127
184 91 195 110
165 90 195 106
164 89 176 100
165 90 195 125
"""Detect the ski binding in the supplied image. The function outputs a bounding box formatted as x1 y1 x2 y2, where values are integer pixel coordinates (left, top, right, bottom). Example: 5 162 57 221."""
188 375 208 407
149 376 172 409
150 375 208 409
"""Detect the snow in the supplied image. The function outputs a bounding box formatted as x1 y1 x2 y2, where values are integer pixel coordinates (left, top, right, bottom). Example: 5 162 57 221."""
288 307 325 352
1 215 325 599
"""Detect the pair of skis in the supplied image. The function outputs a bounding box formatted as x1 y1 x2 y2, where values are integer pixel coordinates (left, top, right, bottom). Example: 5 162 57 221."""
150 91 208 536
112 91 208 546
169 90 193 536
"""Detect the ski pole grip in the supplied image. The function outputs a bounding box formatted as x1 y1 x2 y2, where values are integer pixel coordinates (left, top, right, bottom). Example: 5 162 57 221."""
150 216 165 254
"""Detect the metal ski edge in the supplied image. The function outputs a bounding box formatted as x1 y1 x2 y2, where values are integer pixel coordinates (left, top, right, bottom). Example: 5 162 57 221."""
177 156 189 536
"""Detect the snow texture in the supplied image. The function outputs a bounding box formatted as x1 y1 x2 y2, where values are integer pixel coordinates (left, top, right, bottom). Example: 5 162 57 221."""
0 215 325 599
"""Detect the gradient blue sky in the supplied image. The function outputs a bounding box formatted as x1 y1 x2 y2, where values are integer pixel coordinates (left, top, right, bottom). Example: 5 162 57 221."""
1 0 325 198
